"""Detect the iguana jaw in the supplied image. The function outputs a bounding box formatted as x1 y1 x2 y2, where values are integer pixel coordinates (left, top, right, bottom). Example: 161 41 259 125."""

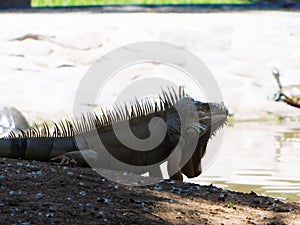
181 101 228 179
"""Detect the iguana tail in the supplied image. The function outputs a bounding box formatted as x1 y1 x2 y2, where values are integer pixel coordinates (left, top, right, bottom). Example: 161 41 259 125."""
0 137 77 161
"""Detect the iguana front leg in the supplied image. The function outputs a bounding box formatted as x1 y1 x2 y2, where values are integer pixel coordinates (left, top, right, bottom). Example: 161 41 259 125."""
50 149 98 167
167 145 184 181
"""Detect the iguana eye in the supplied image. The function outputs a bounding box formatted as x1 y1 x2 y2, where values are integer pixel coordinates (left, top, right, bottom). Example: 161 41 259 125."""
194 101 204 105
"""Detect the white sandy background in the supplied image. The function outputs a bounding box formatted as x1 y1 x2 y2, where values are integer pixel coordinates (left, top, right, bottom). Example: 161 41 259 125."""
0 11 299 124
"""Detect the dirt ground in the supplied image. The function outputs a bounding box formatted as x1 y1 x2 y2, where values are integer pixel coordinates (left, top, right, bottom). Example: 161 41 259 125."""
0 157 299 225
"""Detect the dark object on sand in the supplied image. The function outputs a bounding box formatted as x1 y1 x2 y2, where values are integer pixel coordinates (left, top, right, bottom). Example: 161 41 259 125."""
272 68 300 109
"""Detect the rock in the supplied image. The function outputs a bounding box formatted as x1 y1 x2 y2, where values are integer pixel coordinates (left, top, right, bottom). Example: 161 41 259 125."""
0 106 29 137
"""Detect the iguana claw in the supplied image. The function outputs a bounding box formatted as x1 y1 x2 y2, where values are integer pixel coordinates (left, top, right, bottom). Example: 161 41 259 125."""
50 155 78 166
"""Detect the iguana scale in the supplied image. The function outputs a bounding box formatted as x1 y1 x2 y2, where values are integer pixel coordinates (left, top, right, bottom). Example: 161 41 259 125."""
0 88 228 181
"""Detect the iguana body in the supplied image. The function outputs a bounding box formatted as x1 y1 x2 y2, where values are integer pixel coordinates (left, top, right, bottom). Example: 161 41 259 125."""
0 89 228 181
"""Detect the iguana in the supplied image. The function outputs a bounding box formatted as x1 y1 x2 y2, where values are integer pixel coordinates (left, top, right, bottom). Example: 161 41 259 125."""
0 88 228 181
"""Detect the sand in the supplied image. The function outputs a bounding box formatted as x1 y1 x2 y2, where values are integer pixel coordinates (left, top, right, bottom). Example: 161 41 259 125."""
0 11 299 124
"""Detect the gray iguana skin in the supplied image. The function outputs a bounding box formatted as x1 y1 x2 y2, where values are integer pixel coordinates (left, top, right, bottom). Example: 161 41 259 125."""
0 92 228 181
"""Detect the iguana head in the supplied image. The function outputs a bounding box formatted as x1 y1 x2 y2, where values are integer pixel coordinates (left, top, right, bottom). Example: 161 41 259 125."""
171 98 228 179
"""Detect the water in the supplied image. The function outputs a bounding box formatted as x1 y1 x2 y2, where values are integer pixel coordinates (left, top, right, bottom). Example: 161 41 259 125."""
188 122 300 202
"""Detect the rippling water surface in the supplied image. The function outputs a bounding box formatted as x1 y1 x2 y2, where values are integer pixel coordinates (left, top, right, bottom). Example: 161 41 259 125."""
188 122 300 202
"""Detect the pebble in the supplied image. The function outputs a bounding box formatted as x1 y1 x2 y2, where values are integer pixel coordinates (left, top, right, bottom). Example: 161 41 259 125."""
9 191 16 195
253 199 263 205
77 174 84 179
168 180 177 184
79 191 87 196
95 210 105 218
193 186 201 191
45 212 54 218
218 194 226 202
27 165 39 171
97 197 111 204
17 162 24 167
21 222 30 225
153 186 163 191
67 171 74 176
36 193 43 199
28 170 43 175
171 187 182 193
